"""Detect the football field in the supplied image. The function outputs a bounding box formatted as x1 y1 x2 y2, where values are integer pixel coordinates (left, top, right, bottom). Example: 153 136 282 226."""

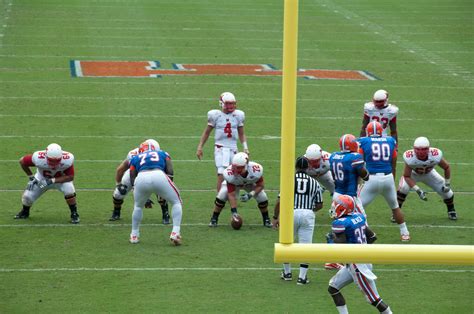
0 0 473 312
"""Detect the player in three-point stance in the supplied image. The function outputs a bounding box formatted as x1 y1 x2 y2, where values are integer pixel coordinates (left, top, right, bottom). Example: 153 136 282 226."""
15 143 80 224
196 92 249 192
129 141 183 246
397 136 457 220
360 89 398 143
327 194 392 314
273 156 324 285
110 139 170 224
358 121 410 241
209 152 272 228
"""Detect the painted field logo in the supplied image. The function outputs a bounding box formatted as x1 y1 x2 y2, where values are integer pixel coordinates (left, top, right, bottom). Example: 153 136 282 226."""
70 61 379 80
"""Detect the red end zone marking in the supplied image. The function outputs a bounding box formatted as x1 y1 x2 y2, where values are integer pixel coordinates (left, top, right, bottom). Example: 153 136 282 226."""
71 61 378 80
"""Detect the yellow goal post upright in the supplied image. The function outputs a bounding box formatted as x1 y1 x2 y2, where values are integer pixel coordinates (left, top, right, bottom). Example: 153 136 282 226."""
274 0 474 266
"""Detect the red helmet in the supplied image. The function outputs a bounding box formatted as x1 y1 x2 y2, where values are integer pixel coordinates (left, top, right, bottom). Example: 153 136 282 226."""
219 92 237 113
330 195 355 219
373 89 388 109
366 121 383 137
339 134 359 152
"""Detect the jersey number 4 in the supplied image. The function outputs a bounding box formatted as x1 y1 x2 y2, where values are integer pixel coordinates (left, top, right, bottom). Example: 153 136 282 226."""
224 122 232 138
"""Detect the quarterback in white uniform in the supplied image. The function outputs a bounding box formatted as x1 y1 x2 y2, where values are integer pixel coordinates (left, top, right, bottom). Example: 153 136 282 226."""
397 137 457 220
304 144 335 195
209 152 271 228
15 143 80 224
110 139 170 224
196 92 249 192
360 89 399 143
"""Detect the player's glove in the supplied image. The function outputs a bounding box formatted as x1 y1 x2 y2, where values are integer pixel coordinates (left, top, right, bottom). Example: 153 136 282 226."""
38 178 54 189
144 199 154 208
415 189 428 201
26 176 39 191
441 183 451 193
116 184 128 196
240 191 255 202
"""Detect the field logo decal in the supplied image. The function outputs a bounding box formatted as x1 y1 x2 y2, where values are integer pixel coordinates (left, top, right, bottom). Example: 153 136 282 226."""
70 60 379 80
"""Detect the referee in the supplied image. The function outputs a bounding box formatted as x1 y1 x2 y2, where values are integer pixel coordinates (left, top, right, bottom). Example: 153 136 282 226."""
273 156 323 285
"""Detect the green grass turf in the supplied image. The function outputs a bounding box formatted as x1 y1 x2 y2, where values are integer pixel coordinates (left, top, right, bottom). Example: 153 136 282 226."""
0 0 473 312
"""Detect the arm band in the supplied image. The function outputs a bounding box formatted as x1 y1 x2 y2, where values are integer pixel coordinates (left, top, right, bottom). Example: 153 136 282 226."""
445 178 450 185
413 185 420 192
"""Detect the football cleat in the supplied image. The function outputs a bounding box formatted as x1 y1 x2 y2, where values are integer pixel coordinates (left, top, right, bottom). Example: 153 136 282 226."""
297 277 310 285
281 271 293 281
70 212 80 224
325 263 344 270
209 218 218 227
170 232 182 246
129 234 140 244
448 210 457 220
14 209 30 219
401 234 411 242
109 209 121 221
263 218 272 228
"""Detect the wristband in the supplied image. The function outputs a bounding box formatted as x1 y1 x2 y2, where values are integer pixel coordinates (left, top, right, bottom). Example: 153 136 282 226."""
413 185 420 192
51 178 56 184
243 142 248 150
445 179 450 185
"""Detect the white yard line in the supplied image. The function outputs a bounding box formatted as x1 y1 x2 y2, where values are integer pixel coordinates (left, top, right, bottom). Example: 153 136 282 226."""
0 267 471 273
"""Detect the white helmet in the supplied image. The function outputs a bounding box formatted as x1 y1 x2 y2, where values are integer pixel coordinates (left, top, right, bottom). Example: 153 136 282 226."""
219 92 237 113
145 139 160 151
414 137 430 148
304 144 322 160
232 152 249 171
46 143 63 166
373 89 388 109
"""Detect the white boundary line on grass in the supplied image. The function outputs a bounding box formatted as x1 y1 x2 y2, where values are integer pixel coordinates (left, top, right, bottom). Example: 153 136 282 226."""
0 267 471 273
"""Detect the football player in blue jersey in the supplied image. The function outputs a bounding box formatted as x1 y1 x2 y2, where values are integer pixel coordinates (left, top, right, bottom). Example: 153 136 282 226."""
327 195 392 314
358 121 410 241
128 141 183 246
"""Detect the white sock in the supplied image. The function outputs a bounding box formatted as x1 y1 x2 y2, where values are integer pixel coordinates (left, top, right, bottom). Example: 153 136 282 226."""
171 202 182 233
283 263 291 274
381 306 392 314
336 305 349 314
299 264 309 279
398 222 409 235
131 207 143 236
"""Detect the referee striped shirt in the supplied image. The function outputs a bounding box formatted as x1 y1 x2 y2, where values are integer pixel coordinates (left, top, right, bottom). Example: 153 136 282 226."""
294 171 323 210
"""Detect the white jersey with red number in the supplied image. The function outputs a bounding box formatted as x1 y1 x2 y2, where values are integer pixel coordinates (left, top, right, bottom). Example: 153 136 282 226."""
403 148 443 175
126 148 139 161
306 150 331 177
208 109 245 149
223 161 263 187
363 102 399 135
31 150 74 178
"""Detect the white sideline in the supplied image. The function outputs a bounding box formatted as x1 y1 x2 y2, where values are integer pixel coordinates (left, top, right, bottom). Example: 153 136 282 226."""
0 223 472 229
0 267 471 273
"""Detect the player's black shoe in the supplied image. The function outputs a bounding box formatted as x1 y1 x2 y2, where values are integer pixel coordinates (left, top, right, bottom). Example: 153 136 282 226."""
71 212 80 224
209 218 218 227
280 271 292 281
297 277 310 285
109 209 121 221
263 218 272 228
448 210 457 220
14 209 30 219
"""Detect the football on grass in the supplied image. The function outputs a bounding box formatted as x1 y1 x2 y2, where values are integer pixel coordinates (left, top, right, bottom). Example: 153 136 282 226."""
231 214 243 230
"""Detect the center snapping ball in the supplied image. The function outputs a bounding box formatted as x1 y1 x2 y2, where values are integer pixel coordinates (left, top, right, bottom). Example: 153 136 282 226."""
231 214 243 230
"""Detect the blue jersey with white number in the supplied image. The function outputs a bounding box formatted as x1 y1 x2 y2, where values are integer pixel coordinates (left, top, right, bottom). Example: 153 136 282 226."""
332 213 367 244
329 152 365 196
129 150 169 173
358 136 396 174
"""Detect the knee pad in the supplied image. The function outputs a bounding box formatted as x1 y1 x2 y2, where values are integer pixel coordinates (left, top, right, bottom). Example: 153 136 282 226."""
65 193 76 200
397 191 407 205
214 198 226 209
328 286 340 296
443 195 454 206
113 197 124 206
258 200 268 209
22 194 34 207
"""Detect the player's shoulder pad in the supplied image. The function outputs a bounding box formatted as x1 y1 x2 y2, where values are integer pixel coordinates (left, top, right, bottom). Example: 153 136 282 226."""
363 102 374 111
248 161 263 175
388 104 399 114
223 165 234 180
62 151 74 164
430 147 443 161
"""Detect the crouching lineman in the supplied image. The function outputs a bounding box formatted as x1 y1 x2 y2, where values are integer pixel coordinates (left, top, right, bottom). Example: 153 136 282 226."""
397 136 457 220
15 143 80 224
328 194 392 314
209 152 272 227
304 144 335 195
111 139 170 224
129 142 183 245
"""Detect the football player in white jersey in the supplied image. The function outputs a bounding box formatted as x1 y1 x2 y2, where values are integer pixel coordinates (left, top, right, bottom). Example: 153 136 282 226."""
110 139 170 224
360 89 398 143
196 92 249 192
397 137 457 220
15 143 80 223
304 144 335 195
209 152 271 228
